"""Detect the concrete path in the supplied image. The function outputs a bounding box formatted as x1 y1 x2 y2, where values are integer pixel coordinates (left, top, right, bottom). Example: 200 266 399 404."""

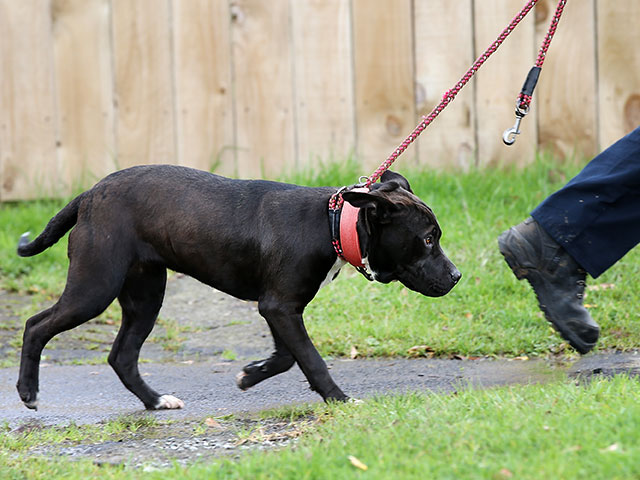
3 352 640 428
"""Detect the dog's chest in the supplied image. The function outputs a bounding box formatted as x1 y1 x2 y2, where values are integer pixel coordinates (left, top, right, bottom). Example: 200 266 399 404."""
319 258 347 289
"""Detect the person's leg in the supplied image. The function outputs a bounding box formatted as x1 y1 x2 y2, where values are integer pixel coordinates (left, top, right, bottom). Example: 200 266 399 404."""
532 126 640 278
498 218 598 353
498 126 640 354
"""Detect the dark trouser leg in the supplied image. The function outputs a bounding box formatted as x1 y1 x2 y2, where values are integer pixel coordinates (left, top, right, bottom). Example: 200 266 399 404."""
532 126 640 278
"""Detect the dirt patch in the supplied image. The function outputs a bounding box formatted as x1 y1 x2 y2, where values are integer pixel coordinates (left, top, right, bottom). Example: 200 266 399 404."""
21 415 312 469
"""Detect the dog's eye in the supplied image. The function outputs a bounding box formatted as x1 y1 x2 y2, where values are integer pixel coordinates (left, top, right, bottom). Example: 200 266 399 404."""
424 235 433 247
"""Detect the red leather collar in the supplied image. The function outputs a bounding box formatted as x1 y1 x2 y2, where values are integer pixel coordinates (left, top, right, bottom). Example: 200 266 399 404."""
338 187 367 269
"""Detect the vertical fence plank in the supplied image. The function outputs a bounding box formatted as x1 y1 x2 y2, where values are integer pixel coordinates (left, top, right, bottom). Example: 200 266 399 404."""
173 0 235 175
597 0 640 149
474 0 537 167
230 0 295 178
414 0 476 170
111 0 176 168
535 0 597 160
291 0 355 167
3 2 640 200
352 0 415 172
52 0 116 190
0 0 59 200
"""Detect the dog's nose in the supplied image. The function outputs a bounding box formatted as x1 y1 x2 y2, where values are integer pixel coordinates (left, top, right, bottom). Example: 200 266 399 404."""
451 269 462 284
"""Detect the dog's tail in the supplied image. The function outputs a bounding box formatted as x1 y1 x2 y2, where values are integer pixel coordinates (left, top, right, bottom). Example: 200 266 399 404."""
17 193 86 257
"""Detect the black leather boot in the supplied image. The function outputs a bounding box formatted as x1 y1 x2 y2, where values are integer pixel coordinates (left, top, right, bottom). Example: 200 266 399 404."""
498 217 600 354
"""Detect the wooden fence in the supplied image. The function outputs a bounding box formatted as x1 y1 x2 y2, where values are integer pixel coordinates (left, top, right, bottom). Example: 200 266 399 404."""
1 0 639 200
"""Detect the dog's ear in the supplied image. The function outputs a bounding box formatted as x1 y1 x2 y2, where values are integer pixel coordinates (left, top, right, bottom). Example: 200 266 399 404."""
380 170 412 193
342 190 396 224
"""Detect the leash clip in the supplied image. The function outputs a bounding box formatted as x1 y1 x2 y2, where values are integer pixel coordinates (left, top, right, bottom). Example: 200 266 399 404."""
503 110 526 146
356 175 370 188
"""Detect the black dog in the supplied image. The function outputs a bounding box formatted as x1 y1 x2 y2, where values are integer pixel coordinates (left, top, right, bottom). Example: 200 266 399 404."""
16 165 460 410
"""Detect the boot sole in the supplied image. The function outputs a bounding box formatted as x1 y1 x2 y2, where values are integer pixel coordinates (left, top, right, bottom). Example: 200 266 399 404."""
498 230 596 355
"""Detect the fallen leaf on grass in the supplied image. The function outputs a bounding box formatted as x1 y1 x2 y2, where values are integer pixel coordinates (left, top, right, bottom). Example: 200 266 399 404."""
600 443 621 453
236 427 306 446
350 346 359 359
205 417 221 428
550 342 567 354
584 304 598 309
564 445 582 453
348 455 368 471
497 468 513 478
407 345 435 358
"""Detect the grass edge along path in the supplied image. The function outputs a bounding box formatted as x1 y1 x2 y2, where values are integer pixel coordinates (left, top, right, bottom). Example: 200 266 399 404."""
1 375 639 479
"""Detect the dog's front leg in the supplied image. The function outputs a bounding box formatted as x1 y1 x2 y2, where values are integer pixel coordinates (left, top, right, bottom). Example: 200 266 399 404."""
257 297 348 402
237 323 295 390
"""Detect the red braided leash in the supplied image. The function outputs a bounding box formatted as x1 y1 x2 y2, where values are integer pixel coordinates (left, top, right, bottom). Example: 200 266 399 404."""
516 0 566 114
329 0 567 273
363 0 567 187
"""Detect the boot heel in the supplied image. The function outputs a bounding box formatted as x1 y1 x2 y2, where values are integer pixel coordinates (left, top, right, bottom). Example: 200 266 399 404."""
497 232 528 280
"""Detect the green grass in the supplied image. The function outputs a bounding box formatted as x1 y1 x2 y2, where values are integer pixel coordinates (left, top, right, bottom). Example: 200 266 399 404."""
199 376 640 480
301 156 640 357
1 158 639 477
2 376 640 479
1 156 639 357
0 414 159 452
0 198 70 294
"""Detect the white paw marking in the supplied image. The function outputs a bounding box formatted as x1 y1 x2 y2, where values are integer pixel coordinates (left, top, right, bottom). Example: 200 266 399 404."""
155 394 184 409
236 371 248 390
348 397 364 405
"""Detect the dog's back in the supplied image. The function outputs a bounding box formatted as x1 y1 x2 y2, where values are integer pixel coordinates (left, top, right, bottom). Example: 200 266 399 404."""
20 165 336 301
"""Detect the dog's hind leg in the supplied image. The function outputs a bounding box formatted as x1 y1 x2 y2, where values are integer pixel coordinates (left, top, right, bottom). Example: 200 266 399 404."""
17 256 125 410
109 265 181 410
236 324 295 390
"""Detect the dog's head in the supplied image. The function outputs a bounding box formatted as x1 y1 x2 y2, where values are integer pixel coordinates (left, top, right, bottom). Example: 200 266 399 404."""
342 171 460 297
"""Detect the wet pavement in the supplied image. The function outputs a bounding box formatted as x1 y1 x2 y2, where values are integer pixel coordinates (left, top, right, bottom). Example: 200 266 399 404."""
2 352 640 428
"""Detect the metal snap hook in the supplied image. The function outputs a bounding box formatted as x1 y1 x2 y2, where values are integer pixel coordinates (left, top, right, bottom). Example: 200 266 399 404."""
503 114 523 146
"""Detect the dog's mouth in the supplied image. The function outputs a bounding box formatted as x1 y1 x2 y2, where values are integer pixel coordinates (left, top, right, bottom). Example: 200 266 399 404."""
395 264 459 297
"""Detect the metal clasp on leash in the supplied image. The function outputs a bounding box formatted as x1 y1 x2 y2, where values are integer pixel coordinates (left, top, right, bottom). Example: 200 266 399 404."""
503 106 528 146
503 112 523 145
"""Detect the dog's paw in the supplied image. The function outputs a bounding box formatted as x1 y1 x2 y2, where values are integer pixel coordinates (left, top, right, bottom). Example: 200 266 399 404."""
154 394 184 410
17 383 38 410
236 371 250 391
348 397 365 405
23 399 38 411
